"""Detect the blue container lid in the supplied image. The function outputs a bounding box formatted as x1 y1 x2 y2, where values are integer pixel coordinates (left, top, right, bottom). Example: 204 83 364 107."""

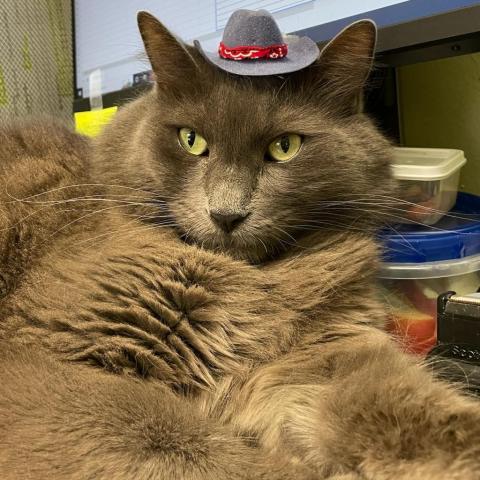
379 192 480 263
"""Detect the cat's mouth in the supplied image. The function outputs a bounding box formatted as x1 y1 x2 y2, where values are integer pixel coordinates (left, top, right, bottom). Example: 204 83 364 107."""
169 203 290 262
180 218 288 263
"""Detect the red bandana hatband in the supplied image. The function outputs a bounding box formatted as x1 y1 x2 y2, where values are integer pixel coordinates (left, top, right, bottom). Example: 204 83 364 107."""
218 42 288 61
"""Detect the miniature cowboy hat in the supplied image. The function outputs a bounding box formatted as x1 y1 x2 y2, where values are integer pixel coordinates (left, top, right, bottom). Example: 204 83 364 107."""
194 9 319 76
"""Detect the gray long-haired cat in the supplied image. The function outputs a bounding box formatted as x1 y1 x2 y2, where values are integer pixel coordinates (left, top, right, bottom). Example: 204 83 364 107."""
0 11 479 480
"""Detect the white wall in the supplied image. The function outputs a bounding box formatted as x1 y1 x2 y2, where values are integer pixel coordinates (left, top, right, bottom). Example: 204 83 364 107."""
75 0 408 96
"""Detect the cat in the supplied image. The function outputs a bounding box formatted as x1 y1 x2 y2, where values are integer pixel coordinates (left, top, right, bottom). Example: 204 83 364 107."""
0 10 479 480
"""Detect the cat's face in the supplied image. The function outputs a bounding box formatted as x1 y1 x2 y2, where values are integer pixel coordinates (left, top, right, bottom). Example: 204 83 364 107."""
98 13 395 263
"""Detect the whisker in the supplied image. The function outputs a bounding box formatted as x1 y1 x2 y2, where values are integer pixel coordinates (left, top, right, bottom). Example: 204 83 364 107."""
3 182 168 202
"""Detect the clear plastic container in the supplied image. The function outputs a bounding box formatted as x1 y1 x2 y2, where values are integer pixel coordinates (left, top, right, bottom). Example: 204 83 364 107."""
379 257 480 355
392 148 466 225
378 192 480 354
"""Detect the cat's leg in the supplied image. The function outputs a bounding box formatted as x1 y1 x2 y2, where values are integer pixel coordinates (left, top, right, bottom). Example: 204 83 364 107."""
263 232 387 330
257 233 480 477
226 326 480 479
0 344 316 480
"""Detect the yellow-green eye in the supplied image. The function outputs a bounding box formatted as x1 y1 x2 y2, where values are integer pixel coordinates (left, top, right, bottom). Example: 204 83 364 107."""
178 128 208 156
267 134 302 162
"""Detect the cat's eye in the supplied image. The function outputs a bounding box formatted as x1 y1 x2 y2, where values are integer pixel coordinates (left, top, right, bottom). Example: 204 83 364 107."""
178 128 208 156
267 134 302 162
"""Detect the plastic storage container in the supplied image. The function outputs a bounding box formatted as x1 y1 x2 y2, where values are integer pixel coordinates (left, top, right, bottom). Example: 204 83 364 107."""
392 147 466 225
378 192 480 354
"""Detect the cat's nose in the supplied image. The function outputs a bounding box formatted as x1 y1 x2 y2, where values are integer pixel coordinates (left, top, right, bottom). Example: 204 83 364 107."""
210 211 248 233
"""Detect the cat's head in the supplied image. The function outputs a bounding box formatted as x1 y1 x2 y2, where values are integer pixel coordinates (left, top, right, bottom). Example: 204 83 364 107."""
95 12 396 263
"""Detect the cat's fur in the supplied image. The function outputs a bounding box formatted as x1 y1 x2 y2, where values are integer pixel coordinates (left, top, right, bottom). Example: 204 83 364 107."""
0 11 479 480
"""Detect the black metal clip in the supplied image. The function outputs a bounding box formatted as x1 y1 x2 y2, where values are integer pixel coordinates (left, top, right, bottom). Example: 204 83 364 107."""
427 289 480 397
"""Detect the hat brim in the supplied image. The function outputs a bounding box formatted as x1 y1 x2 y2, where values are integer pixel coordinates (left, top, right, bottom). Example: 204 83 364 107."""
194 35 319 76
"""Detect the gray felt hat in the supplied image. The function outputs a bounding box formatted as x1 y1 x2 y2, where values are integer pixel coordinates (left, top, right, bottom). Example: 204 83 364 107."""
194 9 319 76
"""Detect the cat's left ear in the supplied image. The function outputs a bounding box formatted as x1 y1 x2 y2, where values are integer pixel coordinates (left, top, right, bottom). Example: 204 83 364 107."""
303 20 377 115
137 11 200 90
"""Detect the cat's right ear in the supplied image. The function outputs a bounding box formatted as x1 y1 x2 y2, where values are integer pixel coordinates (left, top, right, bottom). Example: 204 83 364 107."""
137 11 199 90
299 20 377 115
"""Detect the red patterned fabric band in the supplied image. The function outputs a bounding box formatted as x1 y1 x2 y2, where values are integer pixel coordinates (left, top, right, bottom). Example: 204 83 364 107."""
218 42 288 61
